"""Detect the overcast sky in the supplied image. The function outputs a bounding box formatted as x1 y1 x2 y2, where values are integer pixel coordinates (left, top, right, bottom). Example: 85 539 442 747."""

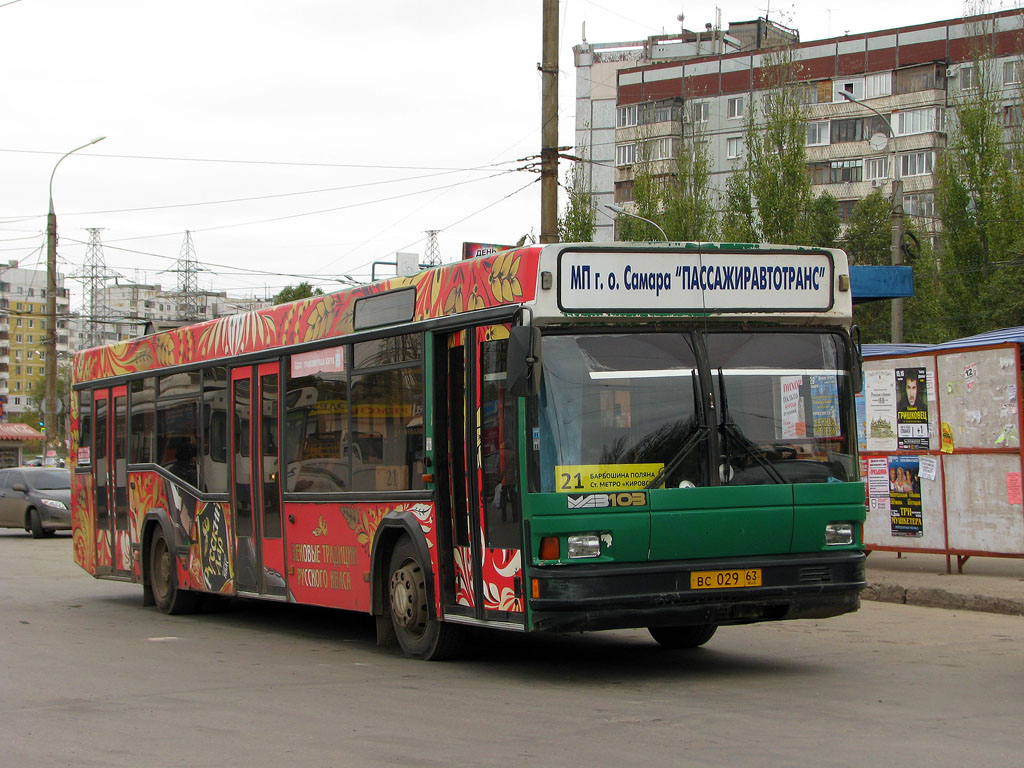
0 0 1006 309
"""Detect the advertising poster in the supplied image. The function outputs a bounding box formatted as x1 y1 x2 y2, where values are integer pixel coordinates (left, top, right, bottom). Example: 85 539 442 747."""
780 375 804 438
888 455 923 537
867 457 890 513
896 367 929 450
865 369 897 452
810 375 840 437
855 392 867 450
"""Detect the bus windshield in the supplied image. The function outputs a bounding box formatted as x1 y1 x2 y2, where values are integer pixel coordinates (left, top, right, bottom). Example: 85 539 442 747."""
708 331 854 486
534 332 704 492
531 330 855 492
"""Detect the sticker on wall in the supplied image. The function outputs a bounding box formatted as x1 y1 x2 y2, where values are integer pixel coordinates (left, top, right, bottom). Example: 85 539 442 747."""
963 362 978 393
940 422 954 454
918 456 937 482
1007 472 1023 505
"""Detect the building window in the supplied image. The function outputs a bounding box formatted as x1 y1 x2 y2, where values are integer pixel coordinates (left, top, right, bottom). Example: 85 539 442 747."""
642 137 677 161
13 366 20 375
638 99 682 124
904 193 935 220
727 96 745 119
617 104 638 128
864 72 892 99
1003 105 1022 127
15 318 21 327
864 156 889 181
897 107 944 136
895 64 944 94
837 200 857 222
960 64 979 91
614 180 633 203
25 366 31 376
831 118 865 143
806 121 830 146
833 78 864 102
900 151 935 177
691 101 709 123
615 143 636 167
726 136 743 159
14 381 20 392
829 160 863 183
27 350 33 359
12 397 19 406
1004 60 1022 85
27 319 34 328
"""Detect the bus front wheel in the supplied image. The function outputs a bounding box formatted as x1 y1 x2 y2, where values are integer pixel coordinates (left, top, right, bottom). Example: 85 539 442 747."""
648 624 718 649
387 537 463 660
148 527 198 615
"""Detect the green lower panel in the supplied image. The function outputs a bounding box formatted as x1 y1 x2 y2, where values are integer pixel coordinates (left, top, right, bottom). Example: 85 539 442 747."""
649 485 794 560
528 512 650 564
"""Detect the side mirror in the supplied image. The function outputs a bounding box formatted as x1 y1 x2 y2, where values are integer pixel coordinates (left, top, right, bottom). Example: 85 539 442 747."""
507 326 541 397
849 326 863 394
12 483 26 493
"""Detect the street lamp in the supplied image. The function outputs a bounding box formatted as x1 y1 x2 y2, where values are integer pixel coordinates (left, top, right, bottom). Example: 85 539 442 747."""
840 91 904 343
45 136 105 455
604 203 668 241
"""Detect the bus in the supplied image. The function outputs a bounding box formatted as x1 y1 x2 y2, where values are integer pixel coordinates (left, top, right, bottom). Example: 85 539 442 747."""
70 243 866 659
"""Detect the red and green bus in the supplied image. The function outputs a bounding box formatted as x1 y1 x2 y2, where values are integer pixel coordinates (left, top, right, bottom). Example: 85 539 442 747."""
71 243 866 659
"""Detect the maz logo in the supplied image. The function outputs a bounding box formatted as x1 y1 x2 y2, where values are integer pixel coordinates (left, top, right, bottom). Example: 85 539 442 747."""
567 492 646 509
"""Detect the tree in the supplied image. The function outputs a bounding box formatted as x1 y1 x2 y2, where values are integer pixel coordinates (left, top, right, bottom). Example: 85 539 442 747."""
721 49 838 247
616 124 718 243
273 282 323 305
558 159 596 242
934 52 1024 337
661 126 718 241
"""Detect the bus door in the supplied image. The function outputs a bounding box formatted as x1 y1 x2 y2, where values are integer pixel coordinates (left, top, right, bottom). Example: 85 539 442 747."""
230 363 286 598
92 385 130 577
436 325 525 626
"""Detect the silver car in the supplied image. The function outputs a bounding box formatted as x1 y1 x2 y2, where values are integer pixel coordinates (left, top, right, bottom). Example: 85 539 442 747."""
0 468 72 538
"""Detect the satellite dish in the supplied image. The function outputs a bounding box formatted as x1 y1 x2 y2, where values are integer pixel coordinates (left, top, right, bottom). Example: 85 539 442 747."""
869 132 889 151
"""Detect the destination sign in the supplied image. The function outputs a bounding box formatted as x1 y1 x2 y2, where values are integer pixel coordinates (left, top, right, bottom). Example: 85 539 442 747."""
558 250 834 312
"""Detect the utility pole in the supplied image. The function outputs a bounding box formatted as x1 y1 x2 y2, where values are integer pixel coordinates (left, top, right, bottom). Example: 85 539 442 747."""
424 230 441 265
890 179 905 343
177 231 200 321
81 228 110 348
540 0 559 243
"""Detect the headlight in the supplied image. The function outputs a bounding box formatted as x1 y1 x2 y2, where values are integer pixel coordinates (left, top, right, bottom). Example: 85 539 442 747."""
567 534 601 559
40 498 68 509
825 522 854 546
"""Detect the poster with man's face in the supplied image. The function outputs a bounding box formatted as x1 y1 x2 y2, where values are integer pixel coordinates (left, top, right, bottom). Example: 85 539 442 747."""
896 367 929 450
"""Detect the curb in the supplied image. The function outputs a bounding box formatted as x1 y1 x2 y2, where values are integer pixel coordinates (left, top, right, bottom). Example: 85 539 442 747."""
863 582 1024 617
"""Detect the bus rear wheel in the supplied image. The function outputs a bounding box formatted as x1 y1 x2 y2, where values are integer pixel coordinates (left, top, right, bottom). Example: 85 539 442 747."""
149 527 198 615
387 537 463 660
648 624 718 649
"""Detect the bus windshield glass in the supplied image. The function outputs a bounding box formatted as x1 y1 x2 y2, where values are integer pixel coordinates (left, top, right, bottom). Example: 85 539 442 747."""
708 331 854 486
533 333 703 492
531 330 855 492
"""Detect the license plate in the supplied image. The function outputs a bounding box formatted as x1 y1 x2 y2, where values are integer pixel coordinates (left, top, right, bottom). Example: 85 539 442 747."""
690 568 762 589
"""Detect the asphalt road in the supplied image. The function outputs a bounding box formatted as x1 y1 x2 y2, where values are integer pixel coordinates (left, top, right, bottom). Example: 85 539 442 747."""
1 530 1021 768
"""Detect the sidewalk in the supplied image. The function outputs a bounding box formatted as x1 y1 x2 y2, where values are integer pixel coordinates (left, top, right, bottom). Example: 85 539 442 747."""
863 550 1024 616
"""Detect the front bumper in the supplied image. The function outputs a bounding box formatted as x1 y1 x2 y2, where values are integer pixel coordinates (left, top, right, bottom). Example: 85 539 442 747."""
528 551 865 633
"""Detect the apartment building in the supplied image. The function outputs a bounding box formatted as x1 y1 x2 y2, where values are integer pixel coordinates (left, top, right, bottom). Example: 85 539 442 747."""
0 260 70 419
574 8 1024 242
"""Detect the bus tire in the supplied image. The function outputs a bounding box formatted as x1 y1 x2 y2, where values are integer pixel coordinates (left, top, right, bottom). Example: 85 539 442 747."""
149 527 199 615
387 536 463 660
28 507 44 539
648 624 718 649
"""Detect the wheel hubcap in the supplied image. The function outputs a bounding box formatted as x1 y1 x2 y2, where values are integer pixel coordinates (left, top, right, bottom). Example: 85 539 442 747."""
390 560 427 635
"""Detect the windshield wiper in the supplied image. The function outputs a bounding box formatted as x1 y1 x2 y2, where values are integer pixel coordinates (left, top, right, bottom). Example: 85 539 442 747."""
646 370 708 490
716 367 786 485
